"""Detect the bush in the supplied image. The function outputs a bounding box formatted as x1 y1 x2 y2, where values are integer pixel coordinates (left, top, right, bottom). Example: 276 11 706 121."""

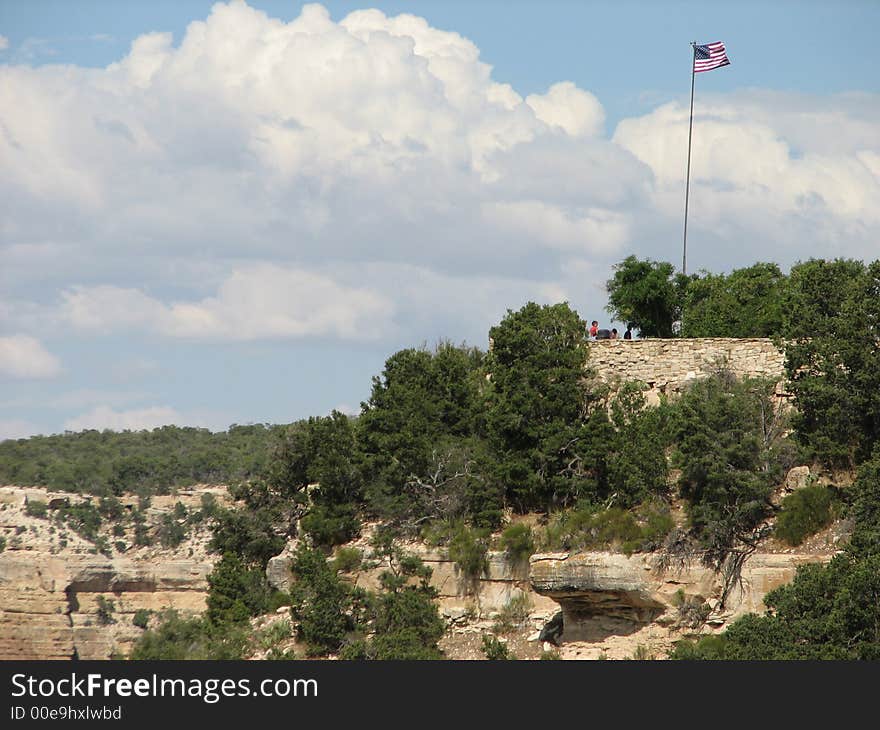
493 593 531 634
499 523 534 564
538 503 672 555
669 634 730 660
157 513 187 549
290 545 353 656
447 524 489 583
57 502 103 542
96 596 115 626
0 536 5 552
133 609 151 630
481 634 516 660
332 547 363 574
206 553 272 625
300 503 360 548
774 485 837 546
25 500 48 519
255 619 293 651
130 609 247 660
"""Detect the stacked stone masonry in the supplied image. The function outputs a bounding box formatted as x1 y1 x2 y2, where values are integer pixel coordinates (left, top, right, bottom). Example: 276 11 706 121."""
587 338 787 402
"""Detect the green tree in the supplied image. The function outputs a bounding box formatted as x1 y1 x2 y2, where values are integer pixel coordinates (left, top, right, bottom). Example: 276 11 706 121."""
680 262 786 338
673 372 790 572
782 258 880 467
289 544 354 655
358 342 493 524
206 552 272 625
341 530 446 660
270 411 363 547
605 256 691 337
486 301 605 511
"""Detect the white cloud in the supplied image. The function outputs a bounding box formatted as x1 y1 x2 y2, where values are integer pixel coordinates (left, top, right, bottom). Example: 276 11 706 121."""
481 200 628 254
0 36 9 51
0 335 62 378
0 0 876 349
526 82 604 137
59 264 394 341
0 1 629 291
612 94 880 261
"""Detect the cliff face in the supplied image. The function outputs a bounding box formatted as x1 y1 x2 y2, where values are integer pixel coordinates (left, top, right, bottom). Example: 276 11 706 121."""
0 485 225 660
0 482 842 661
529 549 833 646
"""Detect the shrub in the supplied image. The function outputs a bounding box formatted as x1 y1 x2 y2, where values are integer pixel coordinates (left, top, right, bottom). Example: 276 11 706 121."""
300 503 360 548
669 634 730 660
481 634 516 660
538 504 671 555
493 593 531 634
133 609 151 630
93 536 112 557
25 500 48 519
0 536 5 552
206 552 273 625
290 545 353 656
58 502 103 542
157 513 187 549
499 523 534 564
130 610 247 660
447 524 489 582
775 485 837 546
332 547 363 574
96 596 115 626
114 541 127 553
255 619 293 651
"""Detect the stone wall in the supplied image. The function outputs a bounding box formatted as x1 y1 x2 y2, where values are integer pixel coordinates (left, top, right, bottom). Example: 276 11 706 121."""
586 338 787 402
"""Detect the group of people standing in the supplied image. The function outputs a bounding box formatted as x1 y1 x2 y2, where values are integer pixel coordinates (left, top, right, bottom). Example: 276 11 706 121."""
588 321 633 340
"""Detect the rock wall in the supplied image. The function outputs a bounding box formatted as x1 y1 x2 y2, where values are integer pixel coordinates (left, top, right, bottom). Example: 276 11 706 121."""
529 549 832 644
587 338 787 402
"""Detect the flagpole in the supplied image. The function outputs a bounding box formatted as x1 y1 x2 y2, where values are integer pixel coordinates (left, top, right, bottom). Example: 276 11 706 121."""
682 41 696 276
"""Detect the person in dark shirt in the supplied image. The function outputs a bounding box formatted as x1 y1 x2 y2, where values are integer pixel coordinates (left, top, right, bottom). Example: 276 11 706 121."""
623 324 633 340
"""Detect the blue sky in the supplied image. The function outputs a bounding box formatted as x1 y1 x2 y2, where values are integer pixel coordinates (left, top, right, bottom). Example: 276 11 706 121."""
1 0 878 439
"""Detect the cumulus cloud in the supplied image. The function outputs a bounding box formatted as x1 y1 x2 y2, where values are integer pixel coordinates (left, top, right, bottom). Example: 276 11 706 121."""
0 0 635 294
613 93 880 263
526 82 605 137
0 335 62 378
0 1 876 349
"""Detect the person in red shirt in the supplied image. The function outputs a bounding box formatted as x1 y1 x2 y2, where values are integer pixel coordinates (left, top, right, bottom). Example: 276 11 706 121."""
589 320 599 338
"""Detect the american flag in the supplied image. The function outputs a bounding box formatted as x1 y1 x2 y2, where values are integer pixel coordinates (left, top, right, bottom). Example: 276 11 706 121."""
693 41 730 73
